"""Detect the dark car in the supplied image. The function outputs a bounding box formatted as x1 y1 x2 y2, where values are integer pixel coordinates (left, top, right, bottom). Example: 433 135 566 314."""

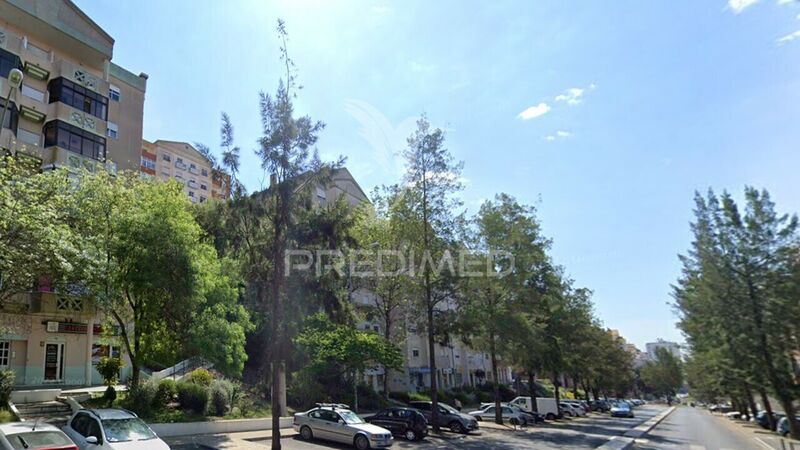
756 411 784 431
365 407 429 441
408 401 479 434
592 400 611 412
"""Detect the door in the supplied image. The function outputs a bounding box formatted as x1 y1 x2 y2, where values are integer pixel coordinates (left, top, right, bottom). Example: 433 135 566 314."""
44 342 65 382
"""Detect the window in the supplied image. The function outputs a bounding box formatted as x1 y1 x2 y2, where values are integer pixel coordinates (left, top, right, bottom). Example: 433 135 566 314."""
17 128 41 146
162 153 171 162
91 343 121 364
316 186 327 200
0 341 9 367
0 48 22 79
373 325 380 332
412 349 420 357
200 183 207 191
106 121 119 140
199 196 207 203
201 168 209 177
0 99 18 132
47 77 108 120
188 191 195 197
43 120 106 161
141 158 155 171
71 413 91 436
109 84 121 102
21 84 45 102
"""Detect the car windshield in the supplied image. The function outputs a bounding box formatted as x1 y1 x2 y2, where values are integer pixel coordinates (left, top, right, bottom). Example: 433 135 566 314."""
102 418 157 442
338 410 365 424
8 431 74 450
440 404 459 414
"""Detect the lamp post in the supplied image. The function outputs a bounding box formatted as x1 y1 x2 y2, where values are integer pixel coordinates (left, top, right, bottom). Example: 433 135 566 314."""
1 68 24 140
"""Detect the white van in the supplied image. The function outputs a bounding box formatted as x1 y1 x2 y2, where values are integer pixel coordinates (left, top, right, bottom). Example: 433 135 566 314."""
507 396 561 420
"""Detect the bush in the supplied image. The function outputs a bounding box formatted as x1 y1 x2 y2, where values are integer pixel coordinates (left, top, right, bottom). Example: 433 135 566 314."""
389 391 411 404
154 379 178 409
0 370 14 405
177 381 209 414
287 370 327 411
209 379 235 416
125 380 157 417
96 357 124 386
407 391 431 402
186 368 213 387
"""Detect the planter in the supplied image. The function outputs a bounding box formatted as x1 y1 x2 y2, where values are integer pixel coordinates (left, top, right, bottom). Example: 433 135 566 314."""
149 417 294 438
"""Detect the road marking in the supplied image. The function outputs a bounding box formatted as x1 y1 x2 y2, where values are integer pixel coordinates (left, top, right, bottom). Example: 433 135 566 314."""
755 437 777 450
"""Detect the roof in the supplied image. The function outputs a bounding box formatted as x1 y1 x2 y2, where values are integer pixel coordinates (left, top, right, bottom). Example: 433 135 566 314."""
151 140 213 166
0 421 63 433
109 62 147 92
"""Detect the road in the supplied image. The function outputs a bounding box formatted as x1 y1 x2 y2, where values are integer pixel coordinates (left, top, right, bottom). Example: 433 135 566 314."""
250 405 665 450
633 407 765 450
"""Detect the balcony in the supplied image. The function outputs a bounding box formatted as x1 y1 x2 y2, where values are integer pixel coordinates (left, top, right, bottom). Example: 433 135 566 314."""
187 180 199 189
175 161 187 170
188 166 199 175
52 60 108 97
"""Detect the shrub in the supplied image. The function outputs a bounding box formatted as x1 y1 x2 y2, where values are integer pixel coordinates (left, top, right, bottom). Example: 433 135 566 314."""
389 391 411 404
0 370 14 405
186 368 213 387
125 380 157 417
177 381 209 414
407 391 431 402
287 370 327 411
96 357 124 386
209 379 235 416
153 379 178 409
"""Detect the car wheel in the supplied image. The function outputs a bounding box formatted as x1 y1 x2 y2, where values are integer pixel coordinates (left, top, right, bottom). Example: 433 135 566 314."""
299 426 313 440
404 429 417 441
449 421 465 434
354 434 370 450
546 413 556 420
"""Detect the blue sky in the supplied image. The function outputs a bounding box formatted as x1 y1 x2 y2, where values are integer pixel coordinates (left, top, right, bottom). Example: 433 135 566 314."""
76 0 800 350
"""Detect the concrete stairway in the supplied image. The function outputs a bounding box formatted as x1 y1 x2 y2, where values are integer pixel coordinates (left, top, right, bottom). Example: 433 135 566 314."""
13 400 73 425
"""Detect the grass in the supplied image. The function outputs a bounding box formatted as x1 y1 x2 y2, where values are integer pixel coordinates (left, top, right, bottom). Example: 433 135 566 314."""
0 409 18 423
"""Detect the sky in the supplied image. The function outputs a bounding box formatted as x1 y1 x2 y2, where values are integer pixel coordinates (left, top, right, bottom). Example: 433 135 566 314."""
75 0 800 350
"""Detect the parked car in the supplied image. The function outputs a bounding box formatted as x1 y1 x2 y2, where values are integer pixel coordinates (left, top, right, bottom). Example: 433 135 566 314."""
408 401 479 434
364 407 428 441
592 400 611 412
777 416 800 437
756 411 784 431
293 403 393 450
468 404 530 425
559 402 583 417
62 409 168 450
563 401 587 416
0 422 78 450
610 402 635 418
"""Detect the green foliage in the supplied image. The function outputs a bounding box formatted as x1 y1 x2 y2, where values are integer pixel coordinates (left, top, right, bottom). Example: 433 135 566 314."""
154 379 178 408
96 357 124 386
0 370 15 405
640 348 683 400
0 409 16 423
287 369 328 411
187 368 213 387
103 386 117 407
177 381 209 414
209 379 237 416
125 381 157 417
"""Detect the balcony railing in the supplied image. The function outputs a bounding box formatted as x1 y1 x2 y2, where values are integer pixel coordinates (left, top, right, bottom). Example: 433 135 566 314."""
175 161 187 170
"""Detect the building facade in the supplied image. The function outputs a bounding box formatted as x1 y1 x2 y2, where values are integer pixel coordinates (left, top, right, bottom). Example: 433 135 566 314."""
0 0 146 174
140 139 230 203
645 339 682 361
0 0 142 387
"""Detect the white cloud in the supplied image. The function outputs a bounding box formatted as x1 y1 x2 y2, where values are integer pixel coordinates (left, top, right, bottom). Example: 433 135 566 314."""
556 130 571 138
545 130 572 141
777 29 800 44
545 135 556 141
728 0 760 13
518 103 551 120
778 0 793 5
554 83 596 105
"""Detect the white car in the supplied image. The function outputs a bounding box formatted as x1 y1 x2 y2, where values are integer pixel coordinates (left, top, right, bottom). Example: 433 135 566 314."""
0 421 78 450
62 409 170 450
293 404 393 450
563 401 587 416
559 402 584 417
468 404 529 425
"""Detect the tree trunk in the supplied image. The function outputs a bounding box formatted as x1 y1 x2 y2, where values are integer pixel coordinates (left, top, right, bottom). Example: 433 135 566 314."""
383 319 391 399
759 388 776 430
427 305 439 432
553 375 562 418
528 372 538 412
270 185 287 450
490 332 502 424
572 377 579 399
744 385 757 422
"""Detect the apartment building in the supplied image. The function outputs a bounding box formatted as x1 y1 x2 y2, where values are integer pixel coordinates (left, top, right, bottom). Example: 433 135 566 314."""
141 139 230 202
0 0 146 174
0 0 142 386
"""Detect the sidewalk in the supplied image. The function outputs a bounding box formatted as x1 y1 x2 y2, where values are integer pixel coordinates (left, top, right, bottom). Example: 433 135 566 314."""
165 428 298 449
710 411 800 450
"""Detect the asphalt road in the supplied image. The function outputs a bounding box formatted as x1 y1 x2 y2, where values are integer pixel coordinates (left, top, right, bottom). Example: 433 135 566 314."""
633 407 765 450
260 405 665 450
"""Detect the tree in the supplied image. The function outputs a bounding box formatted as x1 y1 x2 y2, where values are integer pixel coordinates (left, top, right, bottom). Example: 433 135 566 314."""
0 156 77 304
640 348 683 404
397 116 463 431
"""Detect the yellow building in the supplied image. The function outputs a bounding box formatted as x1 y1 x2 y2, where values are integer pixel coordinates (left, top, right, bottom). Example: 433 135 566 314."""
0 0 143 387
0 0 146 174
141 139 230 202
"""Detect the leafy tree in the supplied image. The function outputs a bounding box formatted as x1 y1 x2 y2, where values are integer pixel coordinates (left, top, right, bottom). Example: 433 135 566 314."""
396 116 463 431
640 348 683 404
0 156 77 304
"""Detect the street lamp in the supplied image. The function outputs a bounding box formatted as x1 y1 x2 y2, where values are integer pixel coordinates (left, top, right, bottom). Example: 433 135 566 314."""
1 68 23 139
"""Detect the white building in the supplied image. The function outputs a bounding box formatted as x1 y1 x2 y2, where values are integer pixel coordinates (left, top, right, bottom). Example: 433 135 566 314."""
645 339 682 361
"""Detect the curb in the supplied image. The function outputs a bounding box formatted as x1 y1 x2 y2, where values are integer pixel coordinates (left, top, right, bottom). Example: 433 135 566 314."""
594 406 676 450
